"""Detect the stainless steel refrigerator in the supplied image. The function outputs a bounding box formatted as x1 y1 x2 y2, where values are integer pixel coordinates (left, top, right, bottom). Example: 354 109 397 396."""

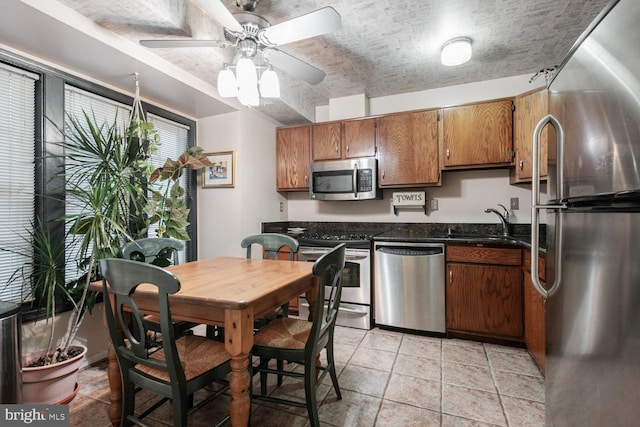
530 0 640 425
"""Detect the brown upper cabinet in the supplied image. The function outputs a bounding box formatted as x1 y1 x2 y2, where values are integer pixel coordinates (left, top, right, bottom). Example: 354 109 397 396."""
377 109 440 187
441 99 514 169
276 125 310 191
311 118 376 161
511 89 549 184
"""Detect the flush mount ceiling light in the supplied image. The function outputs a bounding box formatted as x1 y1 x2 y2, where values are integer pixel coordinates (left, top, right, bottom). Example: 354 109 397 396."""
441 37 472 66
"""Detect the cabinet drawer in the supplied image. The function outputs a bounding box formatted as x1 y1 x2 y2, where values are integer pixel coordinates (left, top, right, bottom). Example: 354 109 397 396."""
446 245 522 265
523 249 546 281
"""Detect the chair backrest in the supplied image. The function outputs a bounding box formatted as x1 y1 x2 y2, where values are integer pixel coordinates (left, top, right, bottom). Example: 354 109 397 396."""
122 237 185 265
307 243 346 354
100 258 186 383
240 233 299 260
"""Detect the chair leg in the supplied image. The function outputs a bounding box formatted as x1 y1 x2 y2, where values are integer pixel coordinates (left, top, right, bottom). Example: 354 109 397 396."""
326 341 342 400
304 361 320 427
121 381 136 427
173 392 189 427
277 360 284 386
259 357 269 396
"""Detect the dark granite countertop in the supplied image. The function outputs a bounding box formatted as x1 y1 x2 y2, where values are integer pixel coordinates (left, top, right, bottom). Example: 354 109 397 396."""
261 221 547 252
373 231 545 252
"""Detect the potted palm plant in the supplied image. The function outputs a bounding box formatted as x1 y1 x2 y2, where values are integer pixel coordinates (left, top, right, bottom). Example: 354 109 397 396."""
15 110 157 404
4 75 210 401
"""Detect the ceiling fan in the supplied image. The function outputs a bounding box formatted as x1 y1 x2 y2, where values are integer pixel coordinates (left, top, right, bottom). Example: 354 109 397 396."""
139 0 342 86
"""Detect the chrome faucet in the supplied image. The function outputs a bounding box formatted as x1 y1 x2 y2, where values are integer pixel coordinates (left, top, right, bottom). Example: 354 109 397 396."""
485 204 510 236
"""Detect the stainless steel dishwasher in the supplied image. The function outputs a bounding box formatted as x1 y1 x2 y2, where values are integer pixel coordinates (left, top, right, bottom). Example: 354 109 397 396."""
374 241 445 333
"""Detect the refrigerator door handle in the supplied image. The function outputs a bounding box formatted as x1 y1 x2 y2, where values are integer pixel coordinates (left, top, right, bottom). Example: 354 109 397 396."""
532 114 564 205
531 114 565 298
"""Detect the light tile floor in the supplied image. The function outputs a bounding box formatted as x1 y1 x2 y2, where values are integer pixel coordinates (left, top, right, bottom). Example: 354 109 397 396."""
69 326 545 426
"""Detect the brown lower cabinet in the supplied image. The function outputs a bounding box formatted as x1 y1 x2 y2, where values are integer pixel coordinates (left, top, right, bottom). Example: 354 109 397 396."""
523 249 546 373
446 245 523 342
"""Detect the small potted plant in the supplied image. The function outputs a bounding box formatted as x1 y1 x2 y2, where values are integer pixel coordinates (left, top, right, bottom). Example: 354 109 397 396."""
529 65 559 85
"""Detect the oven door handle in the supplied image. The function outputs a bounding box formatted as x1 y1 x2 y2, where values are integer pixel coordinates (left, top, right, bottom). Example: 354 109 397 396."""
299 249 330 258
301 301 368 316
301 249 369 261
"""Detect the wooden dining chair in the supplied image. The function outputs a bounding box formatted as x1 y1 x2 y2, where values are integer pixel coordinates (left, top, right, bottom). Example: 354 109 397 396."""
122 237 198 340
122 237 184 267
251 243 346 427
243 233 300 322
206 233 300 343
99 258 231 427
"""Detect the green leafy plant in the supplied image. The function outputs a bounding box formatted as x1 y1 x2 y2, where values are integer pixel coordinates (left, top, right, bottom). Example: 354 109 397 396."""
12 110 154 365
126 115 160 147
145 147 213 240
5 107 206 365
1 220 70 364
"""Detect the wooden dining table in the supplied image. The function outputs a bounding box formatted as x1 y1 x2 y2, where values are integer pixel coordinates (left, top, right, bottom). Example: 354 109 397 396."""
90 256 317 427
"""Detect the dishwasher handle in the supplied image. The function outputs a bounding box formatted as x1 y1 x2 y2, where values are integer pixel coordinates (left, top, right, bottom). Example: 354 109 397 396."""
376 246 443 256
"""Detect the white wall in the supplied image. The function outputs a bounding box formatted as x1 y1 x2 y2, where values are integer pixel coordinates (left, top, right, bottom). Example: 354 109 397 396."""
197 108 286 259
287 169 546 224
305 74 548 224
370 74 543 114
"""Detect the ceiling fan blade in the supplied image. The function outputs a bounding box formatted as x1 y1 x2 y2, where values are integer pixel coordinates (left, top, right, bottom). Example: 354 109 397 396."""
263 49 326 85
195 0 244 33
140 39 228 48
260 6 341 46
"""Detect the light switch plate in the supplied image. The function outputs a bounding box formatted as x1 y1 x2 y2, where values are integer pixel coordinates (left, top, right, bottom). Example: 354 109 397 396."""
510 197 519 210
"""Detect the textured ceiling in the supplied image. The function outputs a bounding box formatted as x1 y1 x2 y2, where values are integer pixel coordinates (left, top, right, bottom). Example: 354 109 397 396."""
56 0 610 124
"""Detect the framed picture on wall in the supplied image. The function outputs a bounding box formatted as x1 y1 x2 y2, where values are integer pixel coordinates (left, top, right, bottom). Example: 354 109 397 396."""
202 151 235 188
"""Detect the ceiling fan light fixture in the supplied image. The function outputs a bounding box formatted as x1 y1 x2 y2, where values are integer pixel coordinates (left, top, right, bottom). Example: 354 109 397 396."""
217 67 238 97
236 57 258 87
259 68 280 98
441 37 472 66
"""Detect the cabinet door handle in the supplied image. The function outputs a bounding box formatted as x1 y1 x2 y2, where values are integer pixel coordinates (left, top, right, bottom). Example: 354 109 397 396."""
382 170 385 179
519 159 524 169
449 269 452 283
446 149 450 159
346 144 349 153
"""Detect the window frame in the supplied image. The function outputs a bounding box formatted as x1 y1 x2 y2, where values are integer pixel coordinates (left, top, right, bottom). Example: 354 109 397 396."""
0 48 199 320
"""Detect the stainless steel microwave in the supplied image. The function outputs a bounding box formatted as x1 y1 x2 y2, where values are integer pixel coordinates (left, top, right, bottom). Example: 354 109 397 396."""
309 157 380 201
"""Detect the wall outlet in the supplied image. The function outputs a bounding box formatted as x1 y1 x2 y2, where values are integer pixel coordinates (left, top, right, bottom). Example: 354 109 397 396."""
430 199 439 211
279 202 284 212
510 197 519 210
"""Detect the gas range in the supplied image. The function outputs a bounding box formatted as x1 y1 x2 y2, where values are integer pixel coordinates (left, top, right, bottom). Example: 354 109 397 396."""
296 232 379 249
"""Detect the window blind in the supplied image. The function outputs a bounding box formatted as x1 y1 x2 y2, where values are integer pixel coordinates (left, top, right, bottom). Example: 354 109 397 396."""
0 64 38 302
